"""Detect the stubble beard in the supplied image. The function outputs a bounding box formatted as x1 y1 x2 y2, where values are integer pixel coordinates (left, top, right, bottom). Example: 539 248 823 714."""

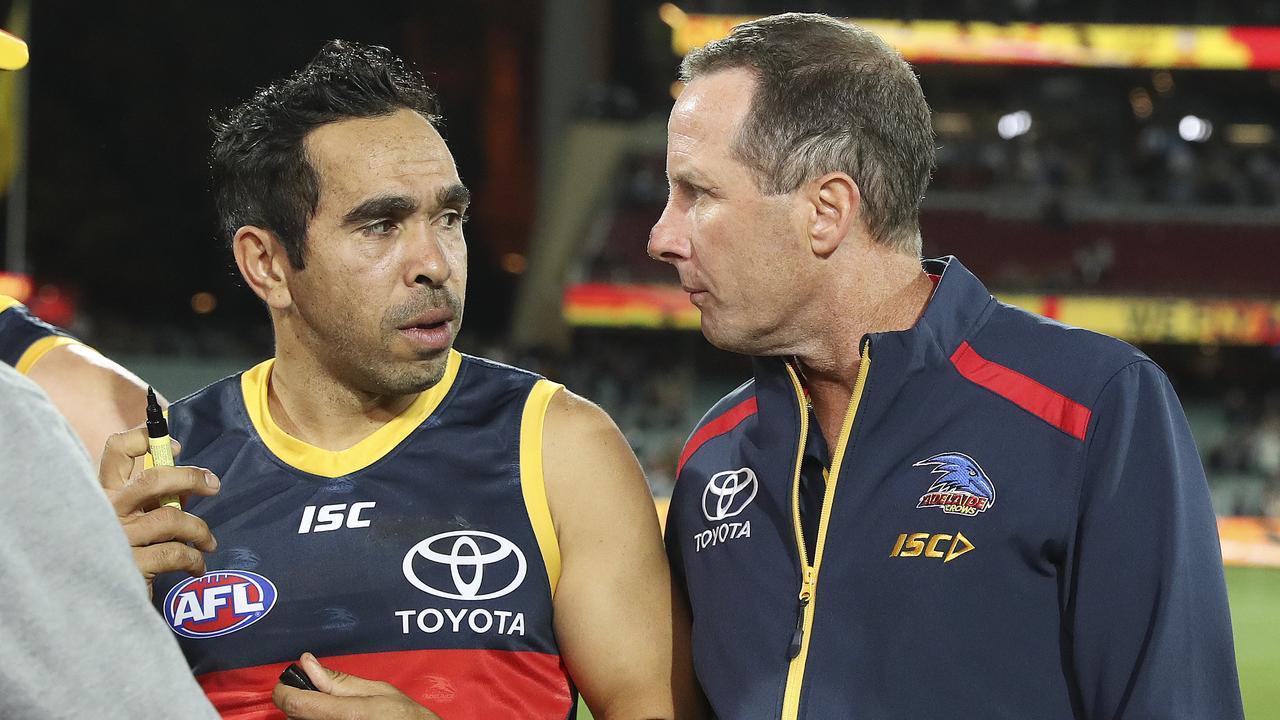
293 290 462 399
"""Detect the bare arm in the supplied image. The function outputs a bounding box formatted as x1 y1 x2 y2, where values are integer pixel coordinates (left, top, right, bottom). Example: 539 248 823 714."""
26 343 162 465
670 582 707 720
542 389 675 719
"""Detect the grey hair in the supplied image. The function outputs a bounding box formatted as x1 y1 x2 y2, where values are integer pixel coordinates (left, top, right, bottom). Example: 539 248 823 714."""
680 13 935 255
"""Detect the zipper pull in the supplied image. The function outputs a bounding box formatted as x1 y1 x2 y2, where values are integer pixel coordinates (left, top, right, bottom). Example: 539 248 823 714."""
787 593 810 658
787 568 816 659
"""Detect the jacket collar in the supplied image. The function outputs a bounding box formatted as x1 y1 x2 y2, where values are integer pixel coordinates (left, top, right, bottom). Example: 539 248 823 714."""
748 256 995 435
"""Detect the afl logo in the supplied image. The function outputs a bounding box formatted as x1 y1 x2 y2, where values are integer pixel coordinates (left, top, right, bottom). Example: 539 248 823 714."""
702 468 758 522
163 571 277 639
402 531 527 601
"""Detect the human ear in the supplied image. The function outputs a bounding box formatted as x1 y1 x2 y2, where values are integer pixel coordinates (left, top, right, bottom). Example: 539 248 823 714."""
807 172 860 258
232 226 294 310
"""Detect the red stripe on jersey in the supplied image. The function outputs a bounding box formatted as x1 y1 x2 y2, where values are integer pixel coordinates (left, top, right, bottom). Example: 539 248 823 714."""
677 396 758 476
949 341 1091 441
198 648 573 719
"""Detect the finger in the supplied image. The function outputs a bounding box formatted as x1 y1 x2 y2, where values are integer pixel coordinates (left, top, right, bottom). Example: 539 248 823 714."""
109 465 220 515
133 541 207 579
272 684 320 720
300 653 397 698
99 426 152 491
300 652 337 695
127 437 184 478
122 506 217 552
272 683 381 720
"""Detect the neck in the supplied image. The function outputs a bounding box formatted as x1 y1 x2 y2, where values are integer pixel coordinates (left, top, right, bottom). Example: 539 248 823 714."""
268 327 418 452
792 245 933 447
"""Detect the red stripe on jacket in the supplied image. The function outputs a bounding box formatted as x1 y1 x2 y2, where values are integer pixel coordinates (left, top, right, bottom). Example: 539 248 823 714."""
950 341 1092 441
198 648 573 719
677 396 758 476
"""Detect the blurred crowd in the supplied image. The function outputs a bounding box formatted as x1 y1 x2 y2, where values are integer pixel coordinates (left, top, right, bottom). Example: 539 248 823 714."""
933 130 1280 207
1207 390 1280 518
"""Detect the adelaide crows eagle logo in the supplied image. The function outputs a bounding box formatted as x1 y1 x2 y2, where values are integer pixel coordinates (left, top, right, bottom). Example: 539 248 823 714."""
914 452 995 516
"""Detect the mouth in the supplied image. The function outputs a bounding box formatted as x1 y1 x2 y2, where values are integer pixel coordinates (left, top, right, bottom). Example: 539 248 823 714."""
681 284 709 303
398 308 454 331
397 309 455 352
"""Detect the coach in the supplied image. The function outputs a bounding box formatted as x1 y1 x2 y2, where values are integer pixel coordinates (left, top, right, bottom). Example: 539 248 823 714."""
649 13 1243 719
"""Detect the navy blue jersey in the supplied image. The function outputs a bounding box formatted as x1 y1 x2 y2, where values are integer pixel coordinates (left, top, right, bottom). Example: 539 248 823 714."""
152 350 575 719
667 257 1242 719
0 295 79 373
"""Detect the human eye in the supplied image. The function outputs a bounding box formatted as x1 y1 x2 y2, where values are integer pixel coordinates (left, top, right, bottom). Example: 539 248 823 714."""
682 179 716 201
360 219 399 238
439 210 469 229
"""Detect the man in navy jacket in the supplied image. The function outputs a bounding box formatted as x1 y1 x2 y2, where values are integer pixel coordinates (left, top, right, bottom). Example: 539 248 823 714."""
648 13 1243 720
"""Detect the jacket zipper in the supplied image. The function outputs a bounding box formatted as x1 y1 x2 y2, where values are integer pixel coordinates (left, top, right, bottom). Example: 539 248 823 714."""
779 341 872 720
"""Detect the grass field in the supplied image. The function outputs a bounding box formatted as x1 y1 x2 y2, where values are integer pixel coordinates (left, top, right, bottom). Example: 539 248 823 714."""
1227 566 1280 719
577 566 1279 719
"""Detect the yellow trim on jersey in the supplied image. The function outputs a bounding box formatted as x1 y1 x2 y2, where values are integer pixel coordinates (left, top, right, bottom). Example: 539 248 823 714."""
240 349 463 478
15 335 80 375
520 378 564 597
3 296 87 375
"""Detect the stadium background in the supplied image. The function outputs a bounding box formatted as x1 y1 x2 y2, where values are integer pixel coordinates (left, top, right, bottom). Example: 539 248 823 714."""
1 0 1277 716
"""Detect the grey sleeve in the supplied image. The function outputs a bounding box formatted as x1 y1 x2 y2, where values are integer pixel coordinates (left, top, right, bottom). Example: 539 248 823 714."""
0 366 219 720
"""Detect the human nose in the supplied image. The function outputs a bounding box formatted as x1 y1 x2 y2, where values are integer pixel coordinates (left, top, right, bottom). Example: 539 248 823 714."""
406 223 453 288
647 197 690 264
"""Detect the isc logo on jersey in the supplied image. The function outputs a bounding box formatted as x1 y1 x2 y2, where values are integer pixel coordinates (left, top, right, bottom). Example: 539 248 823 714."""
163 571 278 639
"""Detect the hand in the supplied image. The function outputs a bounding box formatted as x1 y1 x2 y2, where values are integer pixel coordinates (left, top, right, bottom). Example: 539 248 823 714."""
99 426 220 597
272 653 444 720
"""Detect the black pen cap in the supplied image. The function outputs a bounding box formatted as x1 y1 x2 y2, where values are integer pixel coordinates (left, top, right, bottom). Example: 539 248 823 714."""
145 386 168 438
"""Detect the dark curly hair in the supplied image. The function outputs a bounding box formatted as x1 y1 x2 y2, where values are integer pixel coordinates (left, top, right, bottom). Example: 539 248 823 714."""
210 40 442 269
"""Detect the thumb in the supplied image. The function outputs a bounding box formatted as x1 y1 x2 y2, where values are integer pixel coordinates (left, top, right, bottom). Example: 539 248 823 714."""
299 652 392 698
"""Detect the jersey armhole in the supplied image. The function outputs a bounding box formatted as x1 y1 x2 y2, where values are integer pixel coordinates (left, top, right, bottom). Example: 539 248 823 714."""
15 336 82 375
520 378 564 598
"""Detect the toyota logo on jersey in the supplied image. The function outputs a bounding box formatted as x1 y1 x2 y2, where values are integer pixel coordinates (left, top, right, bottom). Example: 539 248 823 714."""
702 468 758 522
163 570 278 639
402 530 528 601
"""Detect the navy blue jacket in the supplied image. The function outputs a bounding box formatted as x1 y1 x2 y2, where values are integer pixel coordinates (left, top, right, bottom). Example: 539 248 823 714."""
666 257 1242 719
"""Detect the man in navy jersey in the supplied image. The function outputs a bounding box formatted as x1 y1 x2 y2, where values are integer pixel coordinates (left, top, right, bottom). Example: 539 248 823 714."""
648 13 1242 720
110 41 676 719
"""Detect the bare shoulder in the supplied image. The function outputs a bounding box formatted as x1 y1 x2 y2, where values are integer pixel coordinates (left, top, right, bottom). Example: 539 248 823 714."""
543 387 625 448
26 342 157 462
27 343 150 398
539 387 657 535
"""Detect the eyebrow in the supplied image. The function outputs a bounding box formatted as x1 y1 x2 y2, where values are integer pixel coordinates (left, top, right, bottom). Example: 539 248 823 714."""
342 195 419 226
341 183 471 227
436 183 471 212
668 168 713 188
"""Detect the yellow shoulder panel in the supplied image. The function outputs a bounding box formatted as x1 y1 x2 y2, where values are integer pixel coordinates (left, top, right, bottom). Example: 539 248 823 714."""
519 378 564 597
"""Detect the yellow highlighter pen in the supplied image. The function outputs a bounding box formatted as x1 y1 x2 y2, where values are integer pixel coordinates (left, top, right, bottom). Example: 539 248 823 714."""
145 386 181 509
